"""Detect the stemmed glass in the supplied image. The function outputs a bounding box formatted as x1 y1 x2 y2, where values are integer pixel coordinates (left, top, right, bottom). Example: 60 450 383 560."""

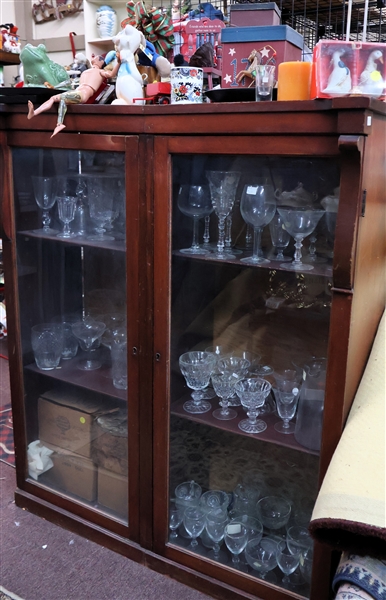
276 541 301 586
179 351 216 414
87 177 118 241
245 537 278 580
56 196 77 238
183 507 207 550
205 511 229 561
32 176 57 233
240 184 276 265
177 185 213 255
205 171 241 260
235 377 272 434
272 369 302 434
257 495 292 533
71 316 106 370
169 500 183 541
211 373 239 420
269 211 292 262
224 521 249 568
277 207 325 271
286 526 313 585
217 356 250 407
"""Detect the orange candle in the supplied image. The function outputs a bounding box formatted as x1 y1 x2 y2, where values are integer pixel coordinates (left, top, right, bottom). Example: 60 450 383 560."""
277 61 312 101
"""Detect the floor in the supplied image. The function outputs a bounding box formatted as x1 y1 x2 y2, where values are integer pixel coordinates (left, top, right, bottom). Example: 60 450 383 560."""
0 339 213 600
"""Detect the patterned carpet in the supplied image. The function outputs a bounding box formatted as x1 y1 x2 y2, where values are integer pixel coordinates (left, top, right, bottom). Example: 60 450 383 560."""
0 404 14 467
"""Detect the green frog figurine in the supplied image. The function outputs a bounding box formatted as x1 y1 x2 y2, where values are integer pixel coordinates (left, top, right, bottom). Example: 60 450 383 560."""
20 43 71 88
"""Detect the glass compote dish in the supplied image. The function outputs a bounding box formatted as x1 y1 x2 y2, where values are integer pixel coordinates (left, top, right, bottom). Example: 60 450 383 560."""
87 177 118 241
205 510 229 561
32 176 57 233
276 540 301 587
245 537 278 581
235 377 272 434
177 184 213 255
224 521 249 568
205 171 241 259
277 207 325 271
179 351 216 414
183 507 207 550
56 196 77 238
211 373 240 420
240 184 276 265
71 316 106 370
268 211 292 262
272 369 302 434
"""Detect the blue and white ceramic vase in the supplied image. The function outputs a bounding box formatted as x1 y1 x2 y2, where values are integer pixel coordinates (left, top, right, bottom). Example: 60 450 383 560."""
96 5 117 39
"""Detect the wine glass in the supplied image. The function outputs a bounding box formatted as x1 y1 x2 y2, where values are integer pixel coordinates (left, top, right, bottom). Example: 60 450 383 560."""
87 177 117 241
217 356 250 406
257 496 292 533
56 196 77 238
276 540 301 586
303 228 328 264
211 373 239 421
205 171 241 259
205 511 229 561
224 521 249 567
177 185 213 255
183 507 207 550
268 211 292 262
286 526 313 586
245 537 278 580
32 176 57 233
235 377 272 434
179 351 216 414
299 546 313 584
71 316 106 370
240 184 276 265
272 369 302 434
277 208 325 271
169 499 183 541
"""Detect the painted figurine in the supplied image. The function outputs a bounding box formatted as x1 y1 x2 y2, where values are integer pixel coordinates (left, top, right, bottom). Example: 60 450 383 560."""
107 25 145 105
323 49 352 95
27 55 114 137
236 49 261 87
358 50 385 98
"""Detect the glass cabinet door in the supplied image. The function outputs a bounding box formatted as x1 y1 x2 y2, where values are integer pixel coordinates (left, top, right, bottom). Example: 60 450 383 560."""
157 147 340 597
12 145 131 525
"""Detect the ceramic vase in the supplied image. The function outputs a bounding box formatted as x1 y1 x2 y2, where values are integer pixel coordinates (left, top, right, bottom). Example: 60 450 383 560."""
96 5 117 39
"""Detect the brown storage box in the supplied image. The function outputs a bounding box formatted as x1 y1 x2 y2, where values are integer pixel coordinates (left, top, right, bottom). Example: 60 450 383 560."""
38 389 116 458
91 410 128 475
97 467 128 517
41 443 97 502
230 3 281 27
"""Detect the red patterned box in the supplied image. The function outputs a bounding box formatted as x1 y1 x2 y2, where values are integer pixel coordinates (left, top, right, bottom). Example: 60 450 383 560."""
311 40 386 100
220 25 303 89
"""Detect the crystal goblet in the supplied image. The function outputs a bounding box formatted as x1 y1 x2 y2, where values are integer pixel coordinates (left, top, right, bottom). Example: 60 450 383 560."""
205 171 241 259
235 377 272 434
174 480 202 513
183 507 207 550
224 521 249 567
257 495 292 532
179 351 216 414
56 196 77 238
87 177 118 241
32 176 57 233
299 546 313 584
272 369 302 434
217 356 250 406
71 317 106 370
211 373 239 420
199 490 230 515
240 184 276 265
287 525 313 557
205 510 229 561
169 499 183 541
276 540 300 586
245 537 278 580
268 211 291 262
277 207 325 271
177 184 213 255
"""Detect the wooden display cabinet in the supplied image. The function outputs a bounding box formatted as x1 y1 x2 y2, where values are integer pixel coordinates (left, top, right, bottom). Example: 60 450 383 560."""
0 97 385 600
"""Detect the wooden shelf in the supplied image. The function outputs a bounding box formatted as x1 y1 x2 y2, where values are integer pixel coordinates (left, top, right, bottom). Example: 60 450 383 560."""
19 230 126 252
0 50 20 66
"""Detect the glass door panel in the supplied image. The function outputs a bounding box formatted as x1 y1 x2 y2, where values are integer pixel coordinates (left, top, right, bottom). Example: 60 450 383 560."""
13 147 128 524
168 153 339 596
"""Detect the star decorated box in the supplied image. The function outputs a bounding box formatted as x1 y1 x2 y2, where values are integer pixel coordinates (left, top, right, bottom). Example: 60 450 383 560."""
229 3 281 27
220 25 303 89
311 40 386 100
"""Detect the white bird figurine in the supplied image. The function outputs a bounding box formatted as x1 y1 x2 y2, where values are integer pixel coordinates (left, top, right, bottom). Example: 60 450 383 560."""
323 49 352 95
358 50 385 98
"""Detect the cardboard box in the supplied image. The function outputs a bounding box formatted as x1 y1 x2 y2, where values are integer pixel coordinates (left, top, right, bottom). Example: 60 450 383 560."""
98 467 128 517
91 409 128 475
221 25 303 88
230 4 281 28
311 40 386 100
41 443 97 502
38 389 116 458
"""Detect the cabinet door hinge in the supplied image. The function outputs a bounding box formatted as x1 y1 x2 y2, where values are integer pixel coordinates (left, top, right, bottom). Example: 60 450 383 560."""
361 190 367 217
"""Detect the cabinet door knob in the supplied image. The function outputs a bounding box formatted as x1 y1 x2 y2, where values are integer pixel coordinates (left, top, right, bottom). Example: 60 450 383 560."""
132 347 138 355
155 352 161 362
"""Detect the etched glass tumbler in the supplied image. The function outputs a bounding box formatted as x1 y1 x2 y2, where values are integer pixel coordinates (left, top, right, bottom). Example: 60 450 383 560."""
56 196 77 238
179 351 216 414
